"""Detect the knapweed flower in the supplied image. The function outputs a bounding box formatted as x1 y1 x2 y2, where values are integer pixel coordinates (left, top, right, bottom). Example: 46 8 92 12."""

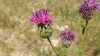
78 0 100 20
60 31 75 48
29 8 53 38
29 8 52 27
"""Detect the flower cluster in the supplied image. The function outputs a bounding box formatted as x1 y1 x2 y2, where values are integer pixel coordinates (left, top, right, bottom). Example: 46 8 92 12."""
78 0 100 20
29 8 52 27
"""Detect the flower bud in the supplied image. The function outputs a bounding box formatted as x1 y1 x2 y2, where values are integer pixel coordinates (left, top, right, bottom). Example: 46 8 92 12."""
62 40 70 48
83 14 92 20
39 25 52 38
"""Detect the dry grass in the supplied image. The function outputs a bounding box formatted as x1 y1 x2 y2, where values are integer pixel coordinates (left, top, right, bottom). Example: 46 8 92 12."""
0 0 100 56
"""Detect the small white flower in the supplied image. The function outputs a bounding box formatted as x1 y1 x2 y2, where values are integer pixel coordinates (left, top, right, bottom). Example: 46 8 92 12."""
64 25 68 29
56 26 64 31
55 25 69 31
51 39 59 47
55 25 60 30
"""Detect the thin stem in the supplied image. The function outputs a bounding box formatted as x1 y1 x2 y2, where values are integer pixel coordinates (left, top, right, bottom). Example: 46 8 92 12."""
85 20 88 27
79 20 89 56
61 47 67 56
78 33 86 56
84 20 88 33
82 20 88 34
47 37 59 56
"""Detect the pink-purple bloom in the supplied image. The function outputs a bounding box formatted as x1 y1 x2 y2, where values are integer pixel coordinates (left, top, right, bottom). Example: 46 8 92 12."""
60 31 75 42
78 0 100 18
29 8 52 26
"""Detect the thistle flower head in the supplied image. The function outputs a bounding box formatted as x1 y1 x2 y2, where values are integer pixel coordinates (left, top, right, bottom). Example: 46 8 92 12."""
29 8 52 26
85 0 100 11
78 0 100 19
60 31 75 42
60 30 75 48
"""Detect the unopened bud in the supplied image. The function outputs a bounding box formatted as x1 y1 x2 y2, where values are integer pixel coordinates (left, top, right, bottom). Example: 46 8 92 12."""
62 41 71 48
39 25 52 38
83 14 92 20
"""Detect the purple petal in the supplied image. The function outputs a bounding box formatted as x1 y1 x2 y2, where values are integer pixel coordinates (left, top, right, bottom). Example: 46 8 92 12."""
29 8 52 26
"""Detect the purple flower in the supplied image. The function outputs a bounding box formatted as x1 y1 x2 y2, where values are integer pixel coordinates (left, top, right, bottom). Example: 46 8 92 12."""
85 0 100 11
60 31 75 42
29 8 52 26
78 0 100 18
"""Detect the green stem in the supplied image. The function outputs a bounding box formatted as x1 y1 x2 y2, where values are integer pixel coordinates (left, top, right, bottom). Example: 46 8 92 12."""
82 20 88 35
85 20 88 27
47 37 59 56
78 34 86 56
79 20 88 56
61 47 67 56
